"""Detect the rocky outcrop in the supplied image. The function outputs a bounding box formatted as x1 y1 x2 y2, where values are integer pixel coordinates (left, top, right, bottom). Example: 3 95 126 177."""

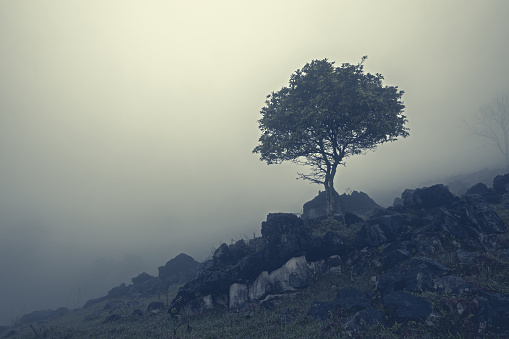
302 190 382 220
169 213 345 316
83 253 198 309
158 253 200 285
168 177 509 336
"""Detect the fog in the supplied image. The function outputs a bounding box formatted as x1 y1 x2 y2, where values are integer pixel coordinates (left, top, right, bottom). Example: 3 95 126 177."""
1 0 508 324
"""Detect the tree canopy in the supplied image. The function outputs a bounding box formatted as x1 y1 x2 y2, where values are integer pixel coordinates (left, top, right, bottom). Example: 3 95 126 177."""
253 57 409 217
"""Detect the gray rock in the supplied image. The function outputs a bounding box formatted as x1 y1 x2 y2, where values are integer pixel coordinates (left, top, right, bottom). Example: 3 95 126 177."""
332 287 372 312
158 253 199 285
383 291 433 322
456 250 477 265
402 184 458 209
147 301 164 312
405 257 450 293
493 173 509 195
229 283 248 309
107 283 129 298
433 275 472 295
213 243 237 268
462 194 506 235
382 249 411 268
377 269 407 297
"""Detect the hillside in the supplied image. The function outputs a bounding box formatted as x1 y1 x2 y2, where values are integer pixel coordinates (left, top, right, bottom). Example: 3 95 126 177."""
3 173 509 338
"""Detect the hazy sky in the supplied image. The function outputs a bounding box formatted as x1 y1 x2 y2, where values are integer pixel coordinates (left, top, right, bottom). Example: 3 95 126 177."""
1 0 509 324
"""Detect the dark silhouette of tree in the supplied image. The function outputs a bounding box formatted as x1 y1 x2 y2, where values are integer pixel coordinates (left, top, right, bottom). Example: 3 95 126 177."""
253 57 408 217
464 94 509 168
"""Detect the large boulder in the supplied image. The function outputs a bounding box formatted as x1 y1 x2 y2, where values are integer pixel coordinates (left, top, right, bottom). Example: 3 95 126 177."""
158 253 199 285
493 173 509 195
383 291 433 322
401 184 458 209
465 183 500 204
302 190 382 220
405 257 450 293
332 287 372 313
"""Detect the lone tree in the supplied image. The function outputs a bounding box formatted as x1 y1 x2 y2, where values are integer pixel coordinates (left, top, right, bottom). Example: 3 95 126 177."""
253 57 408 217
464 94 509 169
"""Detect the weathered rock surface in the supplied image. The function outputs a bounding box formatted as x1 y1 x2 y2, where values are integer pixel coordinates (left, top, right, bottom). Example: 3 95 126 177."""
302 190 382 220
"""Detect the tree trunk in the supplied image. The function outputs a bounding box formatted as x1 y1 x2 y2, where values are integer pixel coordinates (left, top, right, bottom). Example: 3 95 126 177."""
324 165 338 218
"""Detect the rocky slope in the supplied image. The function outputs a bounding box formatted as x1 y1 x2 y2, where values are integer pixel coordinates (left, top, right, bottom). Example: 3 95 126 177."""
3 174 509 338
167 173 509 336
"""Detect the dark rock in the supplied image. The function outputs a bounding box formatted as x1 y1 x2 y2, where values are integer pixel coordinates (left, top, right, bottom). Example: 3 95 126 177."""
229 239 251 262
393 197 403 207
147 301 164 312
307 231 345 261
127 276 162 297
338 191 383 217
355 223 387 248
332 287 372 313
368 214 408 242
493 173 509 195
456 250 477 265
261 213 304 240
433 275 473 295
261 213 312 272
402 184 458 209
343 308 385 334
132 272 154 285
405 257 450 293
475 292 509 331
302 191 382 220
326 254 342 271
382 249 411 268
302 191 342 219
213 243 237 268
462 194 506 235
465 183 500 204
158 253 199 285
344 212 364 226
181 296 215 316
107 283 129 298
383 291 432 322
377 269 407 297
236 251 265 282
440 209 469 238
307 301 336 321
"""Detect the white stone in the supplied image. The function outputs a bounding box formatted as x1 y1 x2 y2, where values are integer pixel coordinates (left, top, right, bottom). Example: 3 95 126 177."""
249 271 269 300
202 295 213 309
229 283 248 309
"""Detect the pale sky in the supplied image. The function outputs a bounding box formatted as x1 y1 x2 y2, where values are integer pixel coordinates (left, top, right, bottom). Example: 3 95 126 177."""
1 0 509 323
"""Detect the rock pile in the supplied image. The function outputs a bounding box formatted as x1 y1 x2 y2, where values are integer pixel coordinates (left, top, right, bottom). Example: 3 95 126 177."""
169 174 509 336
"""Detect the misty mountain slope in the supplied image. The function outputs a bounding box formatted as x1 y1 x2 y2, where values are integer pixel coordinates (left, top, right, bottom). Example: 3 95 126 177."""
4 175 509 338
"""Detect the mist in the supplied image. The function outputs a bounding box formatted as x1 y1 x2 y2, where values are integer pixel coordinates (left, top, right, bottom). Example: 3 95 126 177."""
1 0 509 325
